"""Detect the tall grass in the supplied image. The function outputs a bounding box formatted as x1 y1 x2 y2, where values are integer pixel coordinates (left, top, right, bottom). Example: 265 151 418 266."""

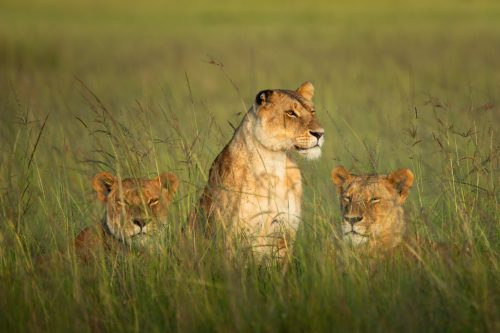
0 0 498 332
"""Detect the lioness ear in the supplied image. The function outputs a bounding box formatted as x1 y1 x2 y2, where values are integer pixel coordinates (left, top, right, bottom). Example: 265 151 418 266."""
255 90 273 107
92 172 116 202
387 168 414 204
296 81 314 101
331 166 350 190
159 172 179 201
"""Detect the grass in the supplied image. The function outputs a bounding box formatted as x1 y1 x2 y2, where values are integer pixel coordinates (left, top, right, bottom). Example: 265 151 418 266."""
0 0 499 332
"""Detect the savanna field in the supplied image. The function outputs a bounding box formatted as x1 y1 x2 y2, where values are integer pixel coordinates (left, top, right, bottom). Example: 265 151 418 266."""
0 0 499 332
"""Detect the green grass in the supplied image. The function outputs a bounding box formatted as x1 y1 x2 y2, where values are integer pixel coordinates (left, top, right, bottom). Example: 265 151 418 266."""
0 0 498 332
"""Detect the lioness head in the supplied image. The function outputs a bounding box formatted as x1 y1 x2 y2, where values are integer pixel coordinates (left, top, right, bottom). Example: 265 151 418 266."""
331 166 414 250
253 82 324 159
92 172 179 244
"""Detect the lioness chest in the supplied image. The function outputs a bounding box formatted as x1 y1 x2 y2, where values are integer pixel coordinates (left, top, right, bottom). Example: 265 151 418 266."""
233 155 302 240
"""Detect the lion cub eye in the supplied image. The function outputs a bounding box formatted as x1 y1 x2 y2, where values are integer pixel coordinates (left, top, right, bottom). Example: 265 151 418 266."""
148 198 160 206
285 110 298 118
343 196 351 203
370 197 381 204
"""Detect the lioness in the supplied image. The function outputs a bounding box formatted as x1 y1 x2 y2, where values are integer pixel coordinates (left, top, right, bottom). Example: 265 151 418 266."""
75 171 179 259
331 166 414 251
189 82 324 261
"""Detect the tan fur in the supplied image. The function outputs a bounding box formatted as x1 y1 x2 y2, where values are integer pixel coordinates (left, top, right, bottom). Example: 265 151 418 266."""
75 172 179 260
190 82 324 260
331 166 414 251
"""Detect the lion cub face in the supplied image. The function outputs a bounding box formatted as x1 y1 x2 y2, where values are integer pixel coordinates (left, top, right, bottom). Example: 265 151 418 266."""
92 172 179 243
253 82 324 159
331 166 414 249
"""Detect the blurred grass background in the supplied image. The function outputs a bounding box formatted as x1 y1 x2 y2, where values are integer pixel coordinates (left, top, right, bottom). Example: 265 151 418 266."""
0 0 499 332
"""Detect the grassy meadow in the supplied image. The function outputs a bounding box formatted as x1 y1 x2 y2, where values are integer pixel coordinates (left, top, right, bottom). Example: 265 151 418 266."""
0 0 499 331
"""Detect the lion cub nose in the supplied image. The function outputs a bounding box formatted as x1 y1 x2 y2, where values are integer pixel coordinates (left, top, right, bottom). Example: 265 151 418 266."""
309 130 324 140
133 218 146 228
344 216 363 225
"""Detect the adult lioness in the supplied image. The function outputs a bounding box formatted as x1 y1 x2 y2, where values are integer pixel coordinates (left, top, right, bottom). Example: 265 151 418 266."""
190 82 324 260
75 171 178 259
331 166 414 251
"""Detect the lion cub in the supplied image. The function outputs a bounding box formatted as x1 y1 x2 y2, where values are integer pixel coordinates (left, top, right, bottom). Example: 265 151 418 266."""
331 166 414 251
75 171 178 259
190 82 324 261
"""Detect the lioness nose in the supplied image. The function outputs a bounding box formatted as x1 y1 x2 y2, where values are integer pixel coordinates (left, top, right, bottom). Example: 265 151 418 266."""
310 130 324 140
344 216 363 225
133 218 146 228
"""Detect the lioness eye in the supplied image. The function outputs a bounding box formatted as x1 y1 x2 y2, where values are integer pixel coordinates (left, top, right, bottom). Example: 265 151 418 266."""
343 196 351 203
148 198 160 206
286 110 298 118
370 197 381 204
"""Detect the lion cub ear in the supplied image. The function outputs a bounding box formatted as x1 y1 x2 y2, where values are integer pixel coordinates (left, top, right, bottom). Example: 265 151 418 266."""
159 172 179 201
331 166 350 190
296 81 314 101
92 172 116 202
387 168 414 204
